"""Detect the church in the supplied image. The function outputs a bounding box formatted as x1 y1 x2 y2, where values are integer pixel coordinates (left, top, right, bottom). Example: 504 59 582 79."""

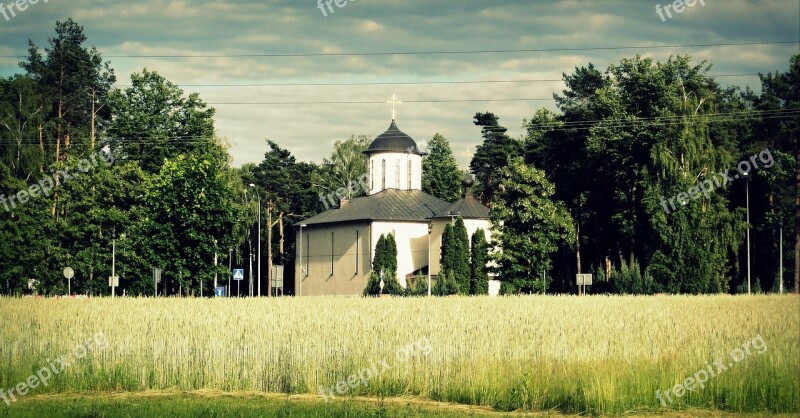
294 115 494 296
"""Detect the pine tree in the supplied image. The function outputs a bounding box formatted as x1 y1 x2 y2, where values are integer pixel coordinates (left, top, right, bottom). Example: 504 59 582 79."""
422 133 462 202
470 228 489 295
440 223 454 274
453 217 471 293
364 234 401 295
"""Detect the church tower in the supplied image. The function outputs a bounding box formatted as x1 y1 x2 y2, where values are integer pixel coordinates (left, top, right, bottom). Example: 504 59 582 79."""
363 120 425 195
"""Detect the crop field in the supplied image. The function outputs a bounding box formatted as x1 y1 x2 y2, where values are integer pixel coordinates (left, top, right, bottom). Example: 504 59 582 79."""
0 295 798 416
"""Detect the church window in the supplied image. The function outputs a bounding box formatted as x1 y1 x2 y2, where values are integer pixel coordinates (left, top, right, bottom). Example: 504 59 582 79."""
381 160 386 190
395 160 400 189
370 160 374 190
407 160 412 189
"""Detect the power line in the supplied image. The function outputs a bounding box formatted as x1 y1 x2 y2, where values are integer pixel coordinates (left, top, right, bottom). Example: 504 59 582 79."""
206 98 554 106
117 74 760 88
1 41 796 59
0 109 795 144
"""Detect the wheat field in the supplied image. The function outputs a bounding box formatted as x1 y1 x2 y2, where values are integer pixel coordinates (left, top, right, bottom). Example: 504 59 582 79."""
0 295 797 415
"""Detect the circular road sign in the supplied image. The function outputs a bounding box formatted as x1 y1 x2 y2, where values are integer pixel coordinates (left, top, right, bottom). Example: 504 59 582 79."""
63 267 75 280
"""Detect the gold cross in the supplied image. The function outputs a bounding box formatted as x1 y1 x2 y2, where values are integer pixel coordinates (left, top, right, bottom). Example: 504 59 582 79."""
387 94 402 120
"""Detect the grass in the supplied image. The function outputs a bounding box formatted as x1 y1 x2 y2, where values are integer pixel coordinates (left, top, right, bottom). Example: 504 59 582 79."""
0 295 797 416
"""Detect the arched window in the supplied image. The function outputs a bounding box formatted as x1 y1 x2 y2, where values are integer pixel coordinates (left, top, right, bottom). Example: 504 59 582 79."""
407 159 412 190
395 160 400 189
370 160 374 190
381 160 386 190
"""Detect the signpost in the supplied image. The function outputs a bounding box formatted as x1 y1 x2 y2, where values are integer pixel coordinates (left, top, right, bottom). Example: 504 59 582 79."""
576 273 592 296
153 268 161 297
215 287 225 297
233 268 244 297
109 275 119 297
63 267 74 296
271 265 284 296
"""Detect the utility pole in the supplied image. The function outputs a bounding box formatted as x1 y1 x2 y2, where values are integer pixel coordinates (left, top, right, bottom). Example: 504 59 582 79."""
779 219 783 294
267 200 273 298
111 232 116 298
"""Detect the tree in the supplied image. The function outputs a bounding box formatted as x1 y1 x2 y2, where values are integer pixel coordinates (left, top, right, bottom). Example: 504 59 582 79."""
140 144 238 295
469 112 523 204
440 223 455 274
453 217 470 293
107 69 215 173
21 18 116 156
470 229 489 295
364 234 401 295
433 269 458 296
752 55 799 293
491 157 575 293
422 133 462 202
312 135 371 209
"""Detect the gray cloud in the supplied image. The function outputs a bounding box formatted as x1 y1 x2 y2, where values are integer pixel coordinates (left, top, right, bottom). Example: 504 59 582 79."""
0 0 797 167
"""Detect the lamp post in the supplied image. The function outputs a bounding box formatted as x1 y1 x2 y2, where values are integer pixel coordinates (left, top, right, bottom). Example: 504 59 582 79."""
744 171 751 294
779 218 783 294
249 184 261 297
299 224 307 297
427 221 433 297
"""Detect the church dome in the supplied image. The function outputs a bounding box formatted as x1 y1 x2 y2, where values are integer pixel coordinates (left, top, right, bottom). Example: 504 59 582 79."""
364 120 425 156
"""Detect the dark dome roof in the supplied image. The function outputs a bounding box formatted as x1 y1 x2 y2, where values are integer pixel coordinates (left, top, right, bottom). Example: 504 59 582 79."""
364 120 425 156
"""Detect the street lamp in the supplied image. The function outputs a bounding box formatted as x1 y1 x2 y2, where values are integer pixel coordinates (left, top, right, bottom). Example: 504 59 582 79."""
249 184 261 297
299 224 307 297
779 218 783 294
427 221 433 297
744 171 751 295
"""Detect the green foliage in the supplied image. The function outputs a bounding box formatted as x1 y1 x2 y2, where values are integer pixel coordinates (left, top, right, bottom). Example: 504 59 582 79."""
440 223 454 274
312 135 370 209
469 112 523 204
452 217 470 293
107 69 215 174
470 229 489 295
433 269 458 296
364 234 401 295
490 158 575 294
422 133 462 202
609 260 659 295
140 146 238 295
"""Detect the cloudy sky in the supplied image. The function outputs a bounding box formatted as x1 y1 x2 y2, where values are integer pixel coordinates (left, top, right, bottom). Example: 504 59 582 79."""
0 0 798 168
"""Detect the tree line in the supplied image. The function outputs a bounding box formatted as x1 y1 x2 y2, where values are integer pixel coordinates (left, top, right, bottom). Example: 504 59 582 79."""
0 19 796 296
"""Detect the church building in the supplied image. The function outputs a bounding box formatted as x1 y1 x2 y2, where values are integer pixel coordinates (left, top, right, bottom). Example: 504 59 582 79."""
294 117 493 296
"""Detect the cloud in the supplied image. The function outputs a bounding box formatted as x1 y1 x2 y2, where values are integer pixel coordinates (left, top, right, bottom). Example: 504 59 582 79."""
0 0 797 168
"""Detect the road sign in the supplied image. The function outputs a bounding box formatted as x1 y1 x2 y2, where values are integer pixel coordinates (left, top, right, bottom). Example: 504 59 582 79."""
233 269 244 281
63 267 74 279
576 274 593 286
108 276 119 287
215 287 225 297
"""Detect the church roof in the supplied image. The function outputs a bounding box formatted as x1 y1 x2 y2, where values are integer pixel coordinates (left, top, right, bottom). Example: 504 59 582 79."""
432 196 490 220
363 120 425 156
432 174 490 219
297 189 450 226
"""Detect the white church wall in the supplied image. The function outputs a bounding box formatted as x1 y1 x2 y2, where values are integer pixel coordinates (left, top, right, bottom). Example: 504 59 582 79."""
488 280 501 296
371 221 429 288
368 152 422 195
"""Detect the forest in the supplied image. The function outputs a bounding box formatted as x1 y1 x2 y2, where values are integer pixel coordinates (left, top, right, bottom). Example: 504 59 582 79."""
1 20 797 296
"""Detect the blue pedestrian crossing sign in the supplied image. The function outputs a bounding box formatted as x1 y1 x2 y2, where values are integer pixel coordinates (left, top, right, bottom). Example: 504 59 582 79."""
233 269 244 281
